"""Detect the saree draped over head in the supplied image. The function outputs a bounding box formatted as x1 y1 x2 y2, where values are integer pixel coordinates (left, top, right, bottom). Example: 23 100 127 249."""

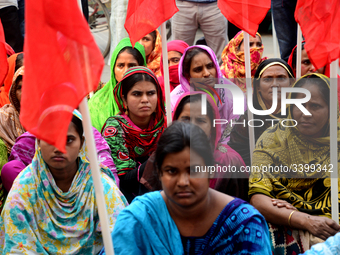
228 58 295 166
102 66 166 176
146 30 162 77
0 53 21 108
0 66 25 154
170 44 246 143
158 40 189 93
106 191 271 255
171 91 248 201
220 31 267 93
88 38 147 132
249 73 340 220
0 111 128 254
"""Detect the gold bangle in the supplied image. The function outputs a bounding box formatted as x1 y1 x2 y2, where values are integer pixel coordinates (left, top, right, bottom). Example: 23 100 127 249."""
288 211 295 228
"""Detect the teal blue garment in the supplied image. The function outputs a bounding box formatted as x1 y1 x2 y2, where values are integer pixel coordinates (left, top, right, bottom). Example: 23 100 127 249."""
302 233 340 255
100 191 184 255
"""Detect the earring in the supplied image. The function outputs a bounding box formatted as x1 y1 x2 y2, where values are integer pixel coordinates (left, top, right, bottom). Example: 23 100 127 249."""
125 107 129 115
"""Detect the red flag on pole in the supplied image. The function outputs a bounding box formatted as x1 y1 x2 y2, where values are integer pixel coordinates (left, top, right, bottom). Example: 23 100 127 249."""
21 0 104 152
0 20 8 86
124 0 178 46
295 0 340 70
218 0 271 37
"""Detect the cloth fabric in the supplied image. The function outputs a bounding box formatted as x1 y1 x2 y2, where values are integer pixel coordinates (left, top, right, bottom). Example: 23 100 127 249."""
228 58 294 166
302 232 340 255
172 91 249 201
249 73 340 220
0 113 128 254
220 31 267 93
0 0 18 9
0 138 8 212
158 40 189 94
5 43 15 56
104 191 271 255
2 127 120 192
146 30 162 77
172 0 227 63
88 38 146 132
0 66 25 154
170 44 246 143
0 53 20 107
102 66 165 176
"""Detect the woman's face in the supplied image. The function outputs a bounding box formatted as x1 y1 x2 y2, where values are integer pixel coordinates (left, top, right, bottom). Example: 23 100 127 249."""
238 35 262 52
160 146 210 208
168 51 182 67
292 84 329 138
189 52 217 87
16 80 22 103
299 49 325 76
38 122 83 172
178 101 212 137
257 65 291 109
123 80 158 120
114 50 139 83
139 34 155 58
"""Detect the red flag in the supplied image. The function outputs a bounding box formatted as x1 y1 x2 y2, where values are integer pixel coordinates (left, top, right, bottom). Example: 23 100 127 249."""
295 0 340 70
0 20 8 86
218 0 271 37
21 0 104 152
124 0 178 46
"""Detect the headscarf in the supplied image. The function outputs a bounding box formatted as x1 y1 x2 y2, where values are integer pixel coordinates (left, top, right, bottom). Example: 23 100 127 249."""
158 40 189 93
146 30 162 77
0 53 22 107
0 110 128 254
170 44 246 143
249 73 340 219
88 38 147 132
102 66 166 175
0 66 25 153
220 31 267 92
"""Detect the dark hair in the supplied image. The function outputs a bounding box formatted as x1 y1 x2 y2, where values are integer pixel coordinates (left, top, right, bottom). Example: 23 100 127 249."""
15 75 23 86
15 53 24 72
71 115 84 139
173 94 216 146
291 42 306 70
116 47 145 67
155 121 214 175
121 72 158 99
182 47 211 79
149 30 157 43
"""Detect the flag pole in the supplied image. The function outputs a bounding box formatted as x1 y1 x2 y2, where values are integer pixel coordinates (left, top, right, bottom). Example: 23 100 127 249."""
244 31 255 164
77 0 115 254
271 11 278 58
296 24 302 79
330 59 339 224
161 22 172 126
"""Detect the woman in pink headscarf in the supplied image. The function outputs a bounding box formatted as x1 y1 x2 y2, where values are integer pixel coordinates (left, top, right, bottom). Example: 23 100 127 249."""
158 40 189 95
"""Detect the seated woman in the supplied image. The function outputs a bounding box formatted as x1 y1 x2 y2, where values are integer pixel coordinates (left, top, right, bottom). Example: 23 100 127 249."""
228 58 295 166
139 30 162 77
220 31 267 92
158 40 189 94
88 38 146 132
170 45 244 143
102 122 271 255
0 110 128 254
102 66 166 203
249 74 340 254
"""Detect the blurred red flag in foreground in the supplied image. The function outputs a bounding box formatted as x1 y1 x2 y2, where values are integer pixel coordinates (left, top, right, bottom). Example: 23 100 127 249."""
0 20 8 86
21 0 104 152
295 0 340 70
125 0 178 46
218 0 271 37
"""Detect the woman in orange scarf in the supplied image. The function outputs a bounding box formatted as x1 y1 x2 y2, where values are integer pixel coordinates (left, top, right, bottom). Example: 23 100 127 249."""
220 31 266 93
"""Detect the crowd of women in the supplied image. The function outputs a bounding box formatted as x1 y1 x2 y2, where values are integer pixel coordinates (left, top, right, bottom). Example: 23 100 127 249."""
0 29 338 255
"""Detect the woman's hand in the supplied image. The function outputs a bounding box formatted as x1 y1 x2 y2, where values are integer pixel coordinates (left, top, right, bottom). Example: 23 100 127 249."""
305 215 340 240
271 199 297 210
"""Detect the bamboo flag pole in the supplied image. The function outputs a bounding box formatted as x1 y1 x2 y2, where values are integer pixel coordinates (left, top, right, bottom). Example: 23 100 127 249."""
296 25 302 79
161 22 172 126
271 11 278 58
77 0 115 254
330 59 339 224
